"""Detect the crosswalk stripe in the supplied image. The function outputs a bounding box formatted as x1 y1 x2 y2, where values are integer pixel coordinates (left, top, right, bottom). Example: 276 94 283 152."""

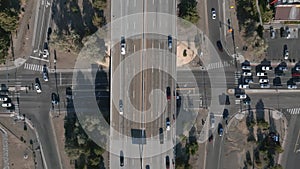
24 63 44 72
287 108 300 115
205 61 233 70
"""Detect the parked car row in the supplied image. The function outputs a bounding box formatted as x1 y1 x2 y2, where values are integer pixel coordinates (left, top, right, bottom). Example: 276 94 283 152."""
239 60 300 89
0 94 12 108
269 26 291 39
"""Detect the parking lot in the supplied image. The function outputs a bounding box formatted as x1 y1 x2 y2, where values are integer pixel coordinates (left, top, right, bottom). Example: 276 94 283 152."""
265 25 300 62
238 60 300 90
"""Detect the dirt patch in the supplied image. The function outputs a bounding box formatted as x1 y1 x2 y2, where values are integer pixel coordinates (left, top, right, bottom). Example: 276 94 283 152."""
177 42 197 67
7 131 34 169
0 117 36 169
224 118 253 169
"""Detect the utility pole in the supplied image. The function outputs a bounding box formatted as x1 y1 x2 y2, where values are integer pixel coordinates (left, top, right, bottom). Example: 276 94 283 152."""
219 21 238 70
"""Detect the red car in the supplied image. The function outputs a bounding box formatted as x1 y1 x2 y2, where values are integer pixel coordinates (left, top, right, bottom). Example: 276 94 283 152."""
292 73 300 77
209 134 213 142
166 87 171 100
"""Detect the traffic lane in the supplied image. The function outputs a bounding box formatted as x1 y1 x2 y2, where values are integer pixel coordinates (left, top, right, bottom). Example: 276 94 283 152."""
207 0 232 61
283 115 300 169
247 92 300 109
206 131 224 169
19 87 61 169
146 0 174 13
126 42 143 130
33 0 45 50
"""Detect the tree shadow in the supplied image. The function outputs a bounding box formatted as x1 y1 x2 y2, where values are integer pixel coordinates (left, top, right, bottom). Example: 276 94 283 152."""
82 0 98 34
255 99 265 122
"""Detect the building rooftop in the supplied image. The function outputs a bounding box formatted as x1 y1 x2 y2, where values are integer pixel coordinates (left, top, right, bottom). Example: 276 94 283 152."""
275 5 300 20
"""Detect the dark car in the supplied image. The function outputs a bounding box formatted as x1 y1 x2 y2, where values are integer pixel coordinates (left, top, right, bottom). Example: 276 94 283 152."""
168 35 172 49
42 65 49 81
51 93 59 105
159 128 164 144
66 87 72 99
218 124 223 136
166 156 170 169
222 109 229 119
273 77 282 86
146 165 150 169
209 134 213 142
225 95 230 105
120 151 124 167
216 40 223 52
166 87 171 100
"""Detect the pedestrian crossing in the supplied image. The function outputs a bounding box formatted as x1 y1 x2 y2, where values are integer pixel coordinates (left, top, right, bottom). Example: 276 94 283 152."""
287 108 300 115
24 63 43 72
234 71 241 85
206 60 234 70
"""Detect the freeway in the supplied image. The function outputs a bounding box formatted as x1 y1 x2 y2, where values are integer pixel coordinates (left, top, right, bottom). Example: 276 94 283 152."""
110 0 176 169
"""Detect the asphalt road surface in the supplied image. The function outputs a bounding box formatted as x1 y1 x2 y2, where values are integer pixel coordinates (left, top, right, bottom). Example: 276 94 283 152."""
110 0 176 169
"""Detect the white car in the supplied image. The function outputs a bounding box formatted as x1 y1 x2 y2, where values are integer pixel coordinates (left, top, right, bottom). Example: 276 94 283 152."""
120 37 126 55
243 71 252 76
239 94 247 99
242 66 251 70
210 113 215 129
43 49 49 58
0 96 8 101
1 103 12 108
119 100 123 115
262 66 272 71
284 51 289 60
259 78 269 83
166 117 171 131
43 72 48 82
288 84 297 89
239 84 249 89
257 72 267 76
211 8 216 20
260 83 270 88
35 83 42 93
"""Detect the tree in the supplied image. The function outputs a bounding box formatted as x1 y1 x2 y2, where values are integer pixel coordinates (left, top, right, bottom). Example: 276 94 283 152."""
256 24 264 38
92 0 107 10
178 0 199 24
0 12 18 32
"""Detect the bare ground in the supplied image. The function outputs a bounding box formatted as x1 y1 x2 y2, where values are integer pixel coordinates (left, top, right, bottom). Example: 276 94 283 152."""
0 118 36 169
51 112 74 169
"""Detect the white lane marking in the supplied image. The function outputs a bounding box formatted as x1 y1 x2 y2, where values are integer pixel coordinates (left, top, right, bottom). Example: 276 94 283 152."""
133 44 136 52
133 22 136 29
60 72 62 85
294 130 300 152
29 55 49 62
133 90 135 99
153 19 155 28
159 19 161 27
152 42 154 49
127 22 129 30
